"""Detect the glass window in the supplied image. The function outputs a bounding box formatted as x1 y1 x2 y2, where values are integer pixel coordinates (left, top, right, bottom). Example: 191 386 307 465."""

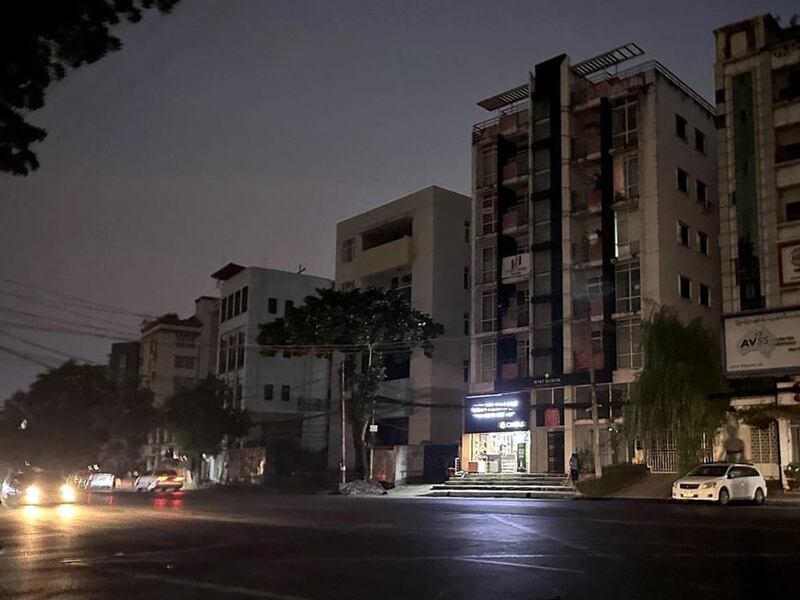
218 338 227 373
516 338 530 378
220 297 228 323
342 238 355 263
268 298 278 314
612 95 638 148
696 180 707 205
677 221 690 247
675 114 687 140
623 155 639 199
532 354 552 378
264 384 273 401
679 276 692 300
281 385 291 402
481 246 496 284
780 186 800 222
285 300 294 314
481 195 497 235
480 341 496 383
615 260 641 313
463 266 470 290
241 286 249 313
677 168 688 193
478 149 497 188
614 211 630 258
234 290 241 316
226 294 234 320
533 250 551 295
237 331 245 368
698 231 709 256
481 290 496 333
695 128 706 153
699 284 711 307
616 319 642 369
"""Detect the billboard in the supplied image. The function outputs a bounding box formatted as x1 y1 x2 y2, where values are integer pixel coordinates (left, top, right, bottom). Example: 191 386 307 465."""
723 308 800 376
464 393 529 434
778 241 800 288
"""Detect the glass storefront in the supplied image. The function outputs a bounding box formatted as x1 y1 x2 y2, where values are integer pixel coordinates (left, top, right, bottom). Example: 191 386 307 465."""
465 430 530 473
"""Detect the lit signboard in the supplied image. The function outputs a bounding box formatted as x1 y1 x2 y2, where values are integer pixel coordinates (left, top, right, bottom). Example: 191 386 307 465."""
464 393 529 434
723 307 800 376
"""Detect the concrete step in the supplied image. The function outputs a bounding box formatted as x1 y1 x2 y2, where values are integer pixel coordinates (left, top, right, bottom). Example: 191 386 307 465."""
431 484 572 492
426 489 576 499
446 478 568 486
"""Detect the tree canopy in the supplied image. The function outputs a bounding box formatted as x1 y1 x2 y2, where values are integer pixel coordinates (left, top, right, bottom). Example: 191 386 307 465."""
627 309 729 471
1 0 180 175
0 361 156 472
257 287 443 478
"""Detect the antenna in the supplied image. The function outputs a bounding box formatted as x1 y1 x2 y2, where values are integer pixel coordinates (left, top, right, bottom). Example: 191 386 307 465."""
298 264 306 274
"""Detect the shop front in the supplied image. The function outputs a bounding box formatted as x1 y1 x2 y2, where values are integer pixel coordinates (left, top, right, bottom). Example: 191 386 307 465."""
461 393 531 474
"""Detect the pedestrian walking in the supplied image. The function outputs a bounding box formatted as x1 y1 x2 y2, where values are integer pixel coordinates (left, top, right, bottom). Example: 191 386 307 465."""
569 452 580 485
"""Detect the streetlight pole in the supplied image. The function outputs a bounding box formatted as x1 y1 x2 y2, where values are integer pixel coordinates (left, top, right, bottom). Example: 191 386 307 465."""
340 361 347 484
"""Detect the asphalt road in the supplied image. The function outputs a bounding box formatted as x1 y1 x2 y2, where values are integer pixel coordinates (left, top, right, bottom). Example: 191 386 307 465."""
1 490 798 600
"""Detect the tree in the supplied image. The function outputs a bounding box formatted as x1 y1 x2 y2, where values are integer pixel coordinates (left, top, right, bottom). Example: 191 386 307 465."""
257 287 443 480
0 361 156 472
161 376 249 481
1 0 180 175
627 309 729 472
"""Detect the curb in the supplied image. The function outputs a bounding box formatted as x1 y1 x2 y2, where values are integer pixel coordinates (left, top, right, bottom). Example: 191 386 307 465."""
577 494 800 506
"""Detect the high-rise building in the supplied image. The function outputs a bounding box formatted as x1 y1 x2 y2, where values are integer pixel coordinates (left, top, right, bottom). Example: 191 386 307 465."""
715 15 800 482
138 296 219 470
468 48 718 474
107 341 140 389
330 185 471 476
211 263 332 454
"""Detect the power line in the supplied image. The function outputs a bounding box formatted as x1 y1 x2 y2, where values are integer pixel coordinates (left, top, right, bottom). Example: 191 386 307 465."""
0 330 100 365
0 304 139 338
0 320 135 341
0 342 57 369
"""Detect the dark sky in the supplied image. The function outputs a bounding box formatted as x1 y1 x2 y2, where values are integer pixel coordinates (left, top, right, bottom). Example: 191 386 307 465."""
0 0 795 399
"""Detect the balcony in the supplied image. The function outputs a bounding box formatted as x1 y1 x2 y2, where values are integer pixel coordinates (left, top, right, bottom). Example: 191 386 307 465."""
573 350 604 371
573 134 601 161
572 238 603 266
573 296 603 319
355 236 412 278
501 307 529 331
572 188 602 213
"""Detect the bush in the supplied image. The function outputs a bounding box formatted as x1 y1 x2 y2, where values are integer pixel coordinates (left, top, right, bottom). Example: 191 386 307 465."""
576 464 649 497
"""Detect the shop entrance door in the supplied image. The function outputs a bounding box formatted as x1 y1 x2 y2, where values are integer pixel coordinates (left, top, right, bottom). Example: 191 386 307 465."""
547 430 565 474
468 431 530 473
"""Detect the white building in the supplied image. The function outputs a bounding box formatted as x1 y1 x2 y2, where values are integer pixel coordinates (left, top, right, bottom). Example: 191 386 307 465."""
211 263 332 458
468 48 719 474
330 185 471 479
715 15 800 483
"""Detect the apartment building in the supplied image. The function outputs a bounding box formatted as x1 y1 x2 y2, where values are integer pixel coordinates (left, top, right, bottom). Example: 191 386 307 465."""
330 185 471 475
211 263 332 455
715 15 800 481
138 296 219 470
107 341 140 389
467 47 719 475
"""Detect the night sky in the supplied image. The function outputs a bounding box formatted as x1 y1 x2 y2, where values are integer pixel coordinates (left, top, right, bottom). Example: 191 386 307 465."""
1 0 795 399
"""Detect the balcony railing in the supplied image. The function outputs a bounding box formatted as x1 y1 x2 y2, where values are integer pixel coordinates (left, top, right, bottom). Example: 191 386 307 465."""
572 188 602 212
572 239 603 265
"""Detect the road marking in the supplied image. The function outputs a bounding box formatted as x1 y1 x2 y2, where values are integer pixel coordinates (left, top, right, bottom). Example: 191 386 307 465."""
102 568 315 600
488 513 593 554
453 556 583 574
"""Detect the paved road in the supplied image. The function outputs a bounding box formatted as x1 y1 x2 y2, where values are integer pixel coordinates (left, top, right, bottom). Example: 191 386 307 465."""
0 490 798 599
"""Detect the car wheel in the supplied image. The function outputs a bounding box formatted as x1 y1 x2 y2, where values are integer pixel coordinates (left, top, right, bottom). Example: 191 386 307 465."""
753 488 765 506
718 487 730 506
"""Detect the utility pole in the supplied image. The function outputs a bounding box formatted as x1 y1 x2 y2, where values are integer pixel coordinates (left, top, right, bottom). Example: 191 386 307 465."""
583 305 603 479
340 361 347 484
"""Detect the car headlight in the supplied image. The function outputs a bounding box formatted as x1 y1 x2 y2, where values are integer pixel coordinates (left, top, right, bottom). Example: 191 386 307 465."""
25 485 41 504
701 481 717 489
60 484 76 502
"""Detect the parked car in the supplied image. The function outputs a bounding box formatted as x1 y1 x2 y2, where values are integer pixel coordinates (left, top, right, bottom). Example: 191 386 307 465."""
672 463 767 505
134 469 184 493
2 469 78 508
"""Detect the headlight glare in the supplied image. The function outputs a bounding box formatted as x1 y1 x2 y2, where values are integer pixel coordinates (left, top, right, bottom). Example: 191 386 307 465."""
60 484 76 502
701 481 717 489
25 485 41 504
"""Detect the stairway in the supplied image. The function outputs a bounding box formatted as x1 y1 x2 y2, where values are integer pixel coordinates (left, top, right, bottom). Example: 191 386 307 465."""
426 472 576 500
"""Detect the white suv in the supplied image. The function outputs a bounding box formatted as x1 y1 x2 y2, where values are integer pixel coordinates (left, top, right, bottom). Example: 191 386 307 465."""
672 463 767 505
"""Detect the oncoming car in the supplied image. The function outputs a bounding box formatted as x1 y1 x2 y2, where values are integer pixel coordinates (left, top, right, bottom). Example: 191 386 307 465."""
134 469 184 493
672 463 767 505
1 469 79 508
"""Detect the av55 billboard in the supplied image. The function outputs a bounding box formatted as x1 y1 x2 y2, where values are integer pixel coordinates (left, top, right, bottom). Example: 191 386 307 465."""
723 308 800 376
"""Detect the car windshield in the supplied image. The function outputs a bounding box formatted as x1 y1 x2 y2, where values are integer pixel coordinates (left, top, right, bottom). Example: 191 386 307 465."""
687 465 729 478
156 470 178 477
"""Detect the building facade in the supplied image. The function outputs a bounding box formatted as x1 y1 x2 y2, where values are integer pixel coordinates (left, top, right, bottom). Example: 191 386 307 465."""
138 296 219 470
715 15 800 482
107 341 140 389
211 263 332 458
330 185 471 474
468 49 719 474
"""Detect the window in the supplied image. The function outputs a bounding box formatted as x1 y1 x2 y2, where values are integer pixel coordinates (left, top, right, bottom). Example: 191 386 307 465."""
675 114 687 140
241 286 249 313
698 231 709 256
281 385 290 402
220 297 228 322
481 246 495 284
695 129 706 153
175 333 195 348
342 238 355 263
750 423 779 464
533 198 551 243
677 221 690 247
533 148 551 192
780 185 800 222
464 220 470 243
174 355 196 370
699 284 711 307
679 276 692 300
516 338 530 378
776 124 800 163
533 250 551 295
481 195 497 235
612 95 638 148
226 294 234 320
617 319 642 369
463 266 470 290
285 300 294 314
616 260 642 313
263 384 273 401
268 298 278 314
696 180 707 205
479 341 496 383
622 155 639 199
227 335 237 371
218 337 227 373
532 354 552 378
677 168 688 193
481 290 496 333
237 331 245 368
614 210 630 258
234 290 241 316
463 360 469 384
478 149 497 188
463 313 469 336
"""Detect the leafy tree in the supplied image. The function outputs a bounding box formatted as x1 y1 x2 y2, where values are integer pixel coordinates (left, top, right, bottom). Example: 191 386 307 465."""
257 287 443 480
627 309 729 472
1 0 180 175
161 376 249 480
0 361 156 472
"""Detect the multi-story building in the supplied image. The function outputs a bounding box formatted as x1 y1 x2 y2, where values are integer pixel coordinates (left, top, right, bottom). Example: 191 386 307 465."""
330 185 471 476
211 263 332 455
715 15 800 482
138 296 219 470
467 47 719 474
107 341 140 389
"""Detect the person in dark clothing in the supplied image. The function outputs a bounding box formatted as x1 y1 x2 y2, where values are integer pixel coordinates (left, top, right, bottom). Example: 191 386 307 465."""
569 452 580 485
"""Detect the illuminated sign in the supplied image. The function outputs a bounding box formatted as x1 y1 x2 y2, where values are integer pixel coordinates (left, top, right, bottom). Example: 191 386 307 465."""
723 308 800 375
464 393 529 433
